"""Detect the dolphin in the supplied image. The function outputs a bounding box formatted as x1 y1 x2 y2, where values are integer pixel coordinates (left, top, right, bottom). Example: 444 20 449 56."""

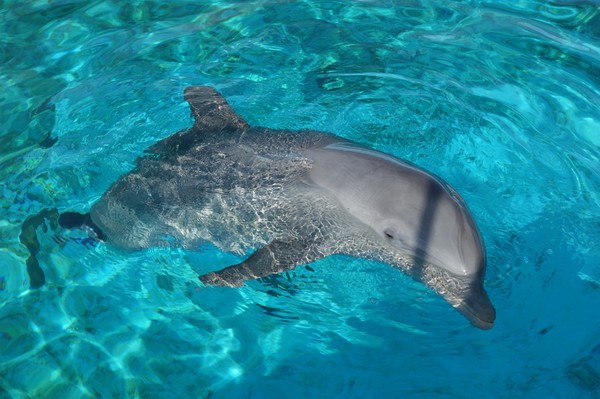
86 86 495 329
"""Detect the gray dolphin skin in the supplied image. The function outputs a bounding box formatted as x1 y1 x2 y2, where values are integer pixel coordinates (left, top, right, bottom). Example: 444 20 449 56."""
89 86 496 329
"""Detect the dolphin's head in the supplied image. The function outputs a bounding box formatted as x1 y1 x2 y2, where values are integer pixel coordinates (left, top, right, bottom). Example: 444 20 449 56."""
379 178 496 329
306 142 495 328
377 180 482 268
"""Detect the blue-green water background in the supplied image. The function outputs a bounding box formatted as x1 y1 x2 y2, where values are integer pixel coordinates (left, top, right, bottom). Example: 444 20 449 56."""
1 1 600 397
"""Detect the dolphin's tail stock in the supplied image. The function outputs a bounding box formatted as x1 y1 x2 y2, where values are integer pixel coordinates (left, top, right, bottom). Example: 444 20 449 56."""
19 209 105 288
58 212 106 241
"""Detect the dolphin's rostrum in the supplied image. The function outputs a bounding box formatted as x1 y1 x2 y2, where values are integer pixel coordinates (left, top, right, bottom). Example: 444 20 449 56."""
89 86 496 329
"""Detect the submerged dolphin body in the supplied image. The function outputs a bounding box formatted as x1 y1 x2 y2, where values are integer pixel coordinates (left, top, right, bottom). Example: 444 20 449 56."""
90 86 496 329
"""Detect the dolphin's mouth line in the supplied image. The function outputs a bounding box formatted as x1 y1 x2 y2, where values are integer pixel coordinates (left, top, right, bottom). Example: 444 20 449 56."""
459 305 494 329
450 295 495 330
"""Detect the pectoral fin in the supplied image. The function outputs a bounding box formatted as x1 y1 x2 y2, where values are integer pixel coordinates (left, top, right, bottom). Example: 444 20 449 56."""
199 239 324 287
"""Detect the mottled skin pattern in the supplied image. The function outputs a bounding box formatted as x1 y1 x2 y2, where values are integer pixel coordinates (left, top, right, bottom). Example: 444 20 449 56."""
90 86 495 329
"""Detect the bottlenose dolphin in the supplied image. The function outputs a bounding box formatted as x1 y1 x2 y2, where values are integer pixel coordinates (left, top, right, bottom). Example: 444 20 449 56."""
85 86 495 329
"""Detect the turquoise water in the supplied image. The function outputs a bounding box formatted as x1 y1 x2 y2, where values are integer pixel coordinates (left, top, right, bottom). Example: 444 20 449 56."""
1 0 600 397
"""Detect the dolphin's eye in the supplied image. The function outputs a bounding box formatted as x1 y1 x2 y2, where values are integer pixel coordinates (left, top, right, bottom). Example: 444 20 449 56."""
384 229 394 239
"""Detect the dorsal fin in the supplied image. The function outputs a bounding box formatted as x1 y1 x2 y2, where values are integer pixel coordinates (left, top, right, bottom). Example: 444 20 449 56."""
184 86 248 132
146 87 248 156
